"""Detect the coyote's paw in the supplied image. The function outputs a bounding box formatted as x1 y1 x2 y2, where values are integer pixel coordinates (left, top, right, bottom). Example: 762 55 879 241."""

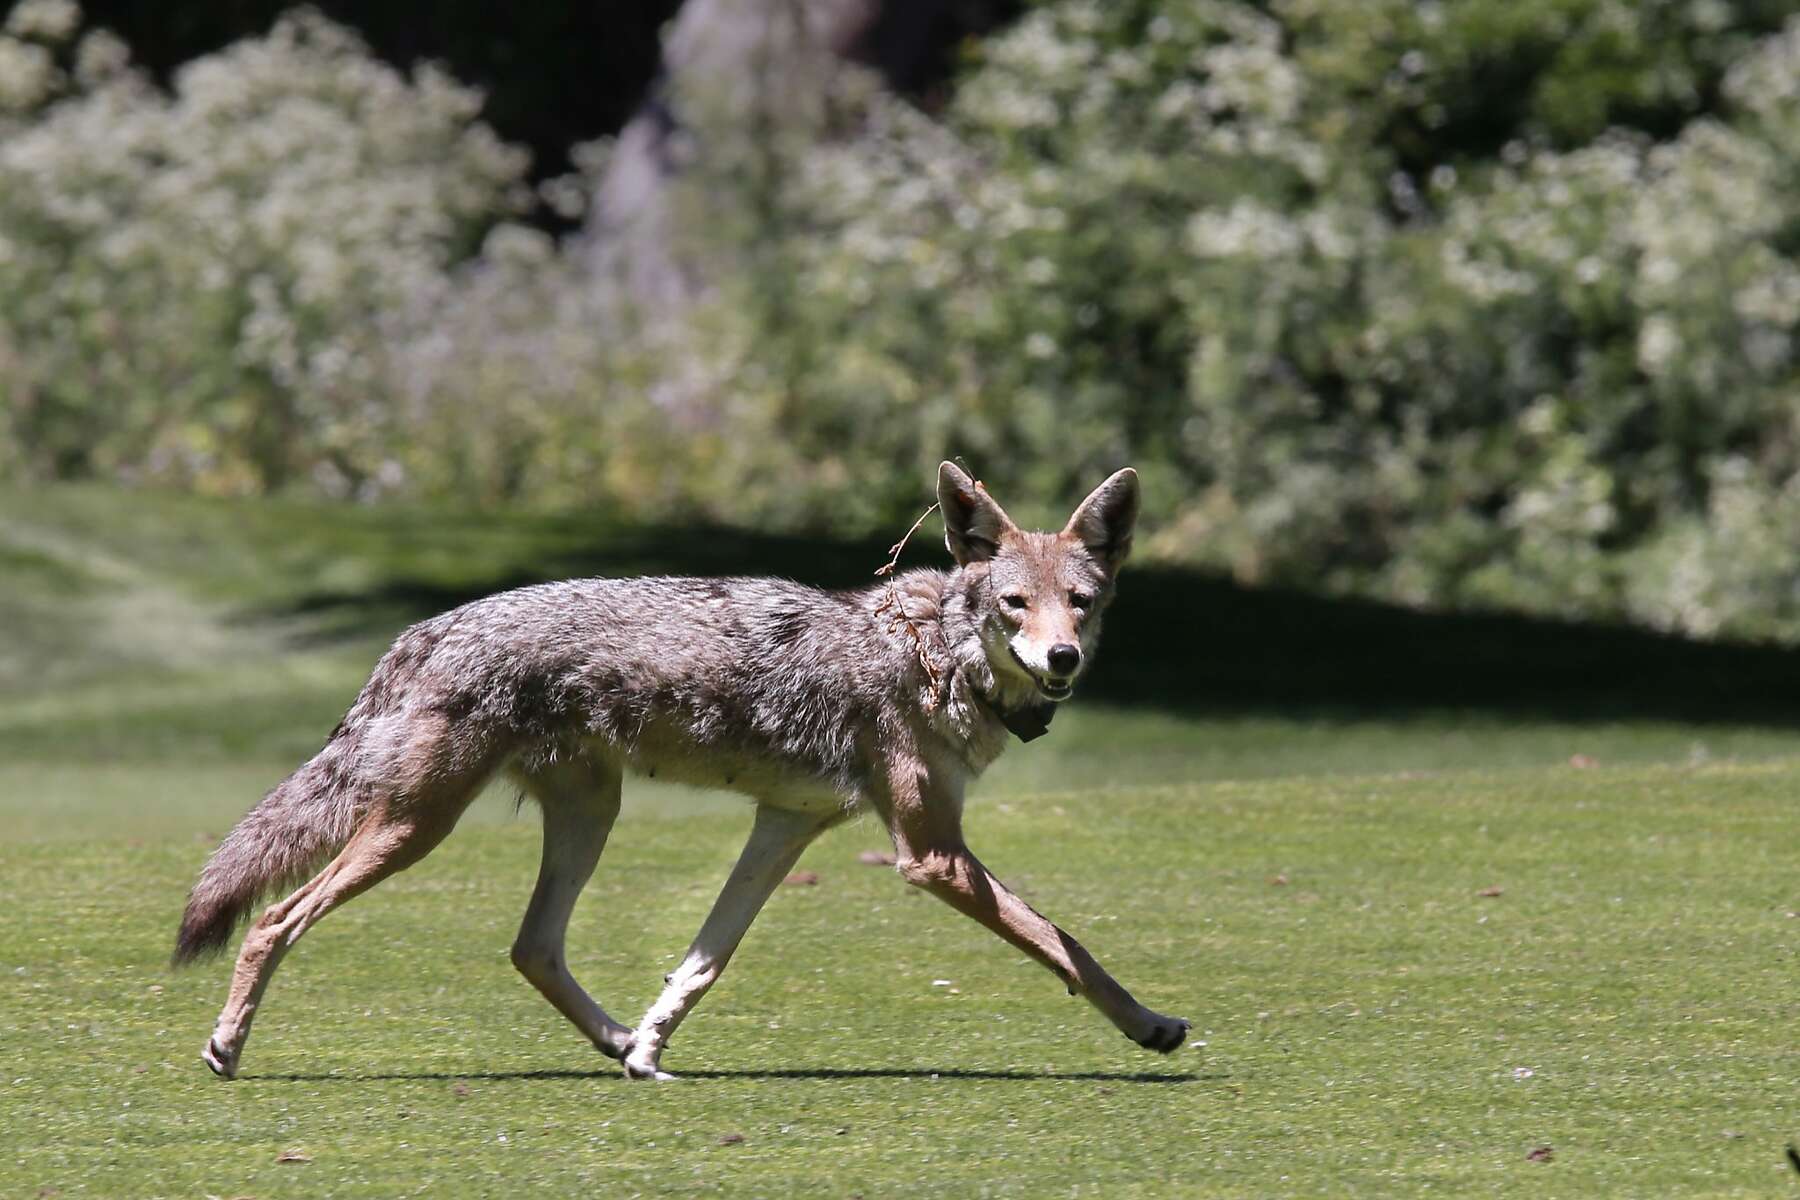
1129 1016 1191 1054
201 1036 239 1080
622 1057 678 1082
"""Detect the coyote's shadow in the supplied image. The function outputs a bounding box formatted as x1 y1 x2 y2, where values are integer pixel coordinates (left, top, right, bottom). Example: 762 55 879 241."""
256 1066 1204 1084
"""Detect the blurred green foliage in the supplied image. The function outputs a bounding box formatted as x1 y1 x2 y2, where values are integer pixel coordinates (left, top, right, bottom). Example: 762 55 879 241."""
2 0 1798 639
706 0 1800 638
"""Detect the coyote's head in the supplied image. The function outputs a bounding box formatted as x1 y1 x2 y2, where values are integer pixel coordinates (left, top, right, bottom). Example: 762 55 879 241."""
937 461 1138 708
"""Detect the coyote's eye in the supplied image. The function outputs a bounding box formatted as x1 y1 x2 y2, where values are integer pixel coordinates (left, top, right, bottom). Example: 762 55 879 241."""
1002 594 1029 611
1069 591 1093 610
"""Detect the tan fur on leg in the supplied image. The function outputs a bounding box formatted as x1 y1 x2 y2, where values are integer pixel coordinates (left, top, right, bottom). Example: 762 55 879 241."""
882 758 1189 1054
204 794 474 1078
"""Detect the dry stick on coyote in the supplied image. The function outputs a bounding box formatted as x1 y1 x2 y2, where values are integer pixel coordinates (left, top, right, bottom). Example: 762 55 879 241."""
173 462 1190 1080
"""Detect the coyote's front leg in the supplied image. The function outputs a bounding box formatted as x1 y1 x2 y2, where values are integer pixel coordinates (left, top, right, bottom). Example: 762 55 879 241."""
887 790 1188 1053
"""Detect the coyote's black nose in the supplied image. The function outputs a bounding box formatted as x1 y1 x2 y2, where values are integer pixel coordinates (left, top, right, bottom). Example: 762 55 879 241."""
1047 644 1081 676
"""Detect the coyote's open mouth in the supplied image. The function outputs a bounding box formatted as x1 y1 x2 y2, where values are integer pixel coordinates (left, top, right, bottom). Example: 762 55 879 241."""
1006 643 1075 702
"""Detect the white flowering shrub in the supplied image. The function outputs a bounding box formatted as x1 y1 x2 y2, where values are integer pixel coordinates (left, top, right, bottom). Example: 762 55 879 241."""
0 6 526 493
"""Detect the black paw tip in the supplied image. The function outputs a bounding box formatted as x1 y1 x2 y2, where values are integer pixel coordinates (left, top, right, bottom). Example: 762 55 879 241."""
1134 1020 1191 1053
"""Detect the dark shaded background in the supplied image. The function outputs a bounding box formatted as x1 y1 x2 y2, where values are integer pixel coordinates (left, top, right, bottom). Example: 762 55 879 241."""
79 0 1792 189
79 0 1019 190
84 0 682 183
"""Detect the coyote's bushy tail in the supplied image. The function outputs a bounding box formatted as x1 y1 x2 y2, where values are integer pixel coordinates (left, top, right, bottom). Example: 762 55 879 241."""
171 737 365 965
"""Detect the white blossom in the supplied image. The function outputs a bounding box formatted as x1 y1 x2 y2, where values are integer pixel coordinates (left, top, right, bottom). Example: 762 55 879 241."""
5 0 80 43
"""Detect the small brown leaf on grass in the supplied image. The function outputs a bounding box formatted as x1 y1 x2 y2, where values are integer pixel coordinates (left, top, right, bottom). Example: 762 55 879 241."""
782 871 819 886
718 1133 745 1146
1267 873 1289 886
452 1082 470 1098
858 850 896 866
1478 885 1504 898
1525 1145 1554 1163
275 1149 312 1164
1568 754 1596 769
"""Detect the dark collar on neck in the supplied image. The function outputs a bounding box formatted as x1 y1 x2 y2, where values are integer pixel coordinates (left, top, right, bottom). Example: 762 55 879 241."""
972 685 1058 743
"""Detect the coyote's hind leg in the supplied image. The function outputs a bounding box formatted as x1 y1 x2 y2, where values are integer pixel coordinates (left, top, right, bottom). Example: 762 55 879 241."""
204 793 474 1080
509 755 633 1061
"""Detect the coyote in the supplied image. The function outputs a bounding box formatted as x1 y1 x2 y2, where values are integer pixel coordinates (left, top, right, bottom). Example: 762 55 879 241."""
173 463 1190 1079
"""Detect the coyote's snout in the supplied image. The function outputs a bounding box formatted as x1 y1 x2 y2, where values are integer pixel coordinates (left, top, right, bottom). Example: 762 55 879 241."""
174 462 1189 1080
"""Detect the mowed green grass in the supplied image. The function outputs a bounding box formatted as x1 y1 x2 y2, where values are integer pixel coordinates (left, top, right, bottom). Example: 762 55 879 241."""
6 763 1799 1197
2 485 1798 1197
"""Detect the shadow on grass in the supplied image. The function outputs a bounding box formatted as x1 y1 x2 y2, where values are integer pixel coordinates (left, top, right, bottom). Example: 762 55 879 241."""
254 1066 1204 1084
270 519 1800 728
268 524 912 647
1094 563 1800 727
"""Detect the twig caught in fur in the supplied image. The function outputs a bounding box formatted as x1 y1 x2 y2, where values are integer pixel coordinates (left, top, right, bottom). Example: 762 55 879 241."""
874 500 944 689
874 502 939 579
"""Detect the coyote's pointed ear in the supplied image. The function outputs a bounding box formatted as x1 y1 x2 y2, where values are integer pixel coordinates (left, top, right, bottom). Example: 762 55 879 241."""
938 461 1017 565
1063 467 1139 574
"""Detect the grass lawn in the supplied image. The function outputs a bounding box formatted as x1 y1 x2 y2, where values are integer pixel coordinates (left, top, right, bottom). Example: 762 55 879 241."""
2 485 1797 1196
